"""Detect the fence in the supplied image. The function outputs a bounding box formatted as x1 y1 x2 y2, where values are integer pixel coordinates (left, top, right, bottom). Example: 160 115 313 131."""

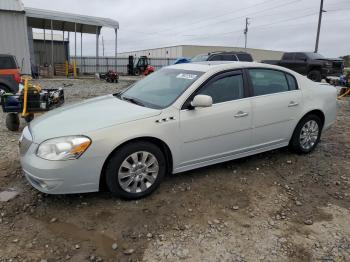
70 56 177 74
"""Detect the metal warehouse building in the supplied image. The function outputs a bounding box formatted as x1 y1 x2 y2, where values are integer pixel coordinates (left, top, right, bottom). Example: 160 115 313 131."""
0 0 119 75
119 45 284 62
0 0 31 74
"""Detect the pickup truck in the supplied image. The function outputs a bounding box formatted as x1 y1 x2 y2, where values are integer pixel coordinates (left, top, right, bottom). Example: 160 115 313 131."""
262 52 343 82
0 54 21 95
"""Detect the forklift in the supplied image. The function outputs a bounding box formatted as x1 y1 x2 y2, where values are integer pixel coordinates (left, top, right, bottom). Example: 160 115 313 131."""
127 56 154 76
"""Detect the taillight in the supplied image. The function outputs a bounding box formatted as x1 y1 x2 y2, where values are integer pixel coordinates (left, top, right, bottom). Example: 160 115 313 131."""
13 72 21 83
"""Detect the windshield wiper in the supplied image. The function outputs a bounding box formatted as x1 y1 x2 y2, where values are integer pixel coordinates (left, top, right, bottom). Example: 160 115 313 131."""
121 96 145 107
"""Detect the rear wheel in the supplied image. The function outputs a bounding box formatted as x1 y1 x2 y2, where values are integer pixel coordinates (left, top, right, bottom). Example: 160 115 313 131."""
6 113 20 131
289 114 322 154
105 141 166 199
307 70 322 82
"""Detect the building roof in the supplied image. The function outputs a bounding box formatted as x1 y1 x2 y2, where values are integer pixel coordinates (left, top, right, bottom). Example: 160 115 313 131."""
25 7 119 34
0 0 24 12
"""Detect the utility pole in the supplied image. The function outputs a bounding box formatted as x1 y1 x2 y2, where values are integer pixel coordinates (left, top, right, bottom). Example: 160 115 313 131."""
244 17 250 49
102 36 105 57
315 0 325 53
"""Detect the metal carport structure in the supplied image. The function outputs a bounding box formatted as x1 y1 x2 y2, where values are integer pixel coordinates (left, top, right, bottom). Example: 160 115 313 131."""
25 7 119 74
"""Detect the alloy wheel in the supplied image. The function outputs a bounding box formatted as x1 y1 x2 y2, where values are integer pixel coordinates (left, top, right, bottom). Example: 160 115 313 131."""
299 120 319 150
118 151 159 193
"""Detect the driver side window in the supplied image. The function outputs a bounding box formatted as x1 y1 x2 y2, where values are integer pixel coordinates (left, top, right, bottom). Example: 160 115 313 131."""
197 73 244 104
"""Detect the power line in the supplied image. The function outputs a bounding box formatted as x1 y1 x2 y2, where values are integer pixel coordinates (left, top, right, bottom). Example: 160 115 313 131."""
122 0 301 39
140 0 280 35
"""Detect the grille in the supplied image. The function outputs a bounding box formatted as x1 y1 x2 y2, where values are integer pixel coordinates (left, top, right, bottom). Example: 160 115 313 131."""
333 61 343 69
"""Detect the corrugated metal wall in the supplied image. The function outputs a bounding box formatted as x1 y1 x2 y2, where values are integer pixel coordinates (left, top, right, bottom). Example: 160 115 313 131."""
71 56 177 74
119 46 183 59
34 40 69 65
0 11 31 74
119 45 284 62
0 0 24 12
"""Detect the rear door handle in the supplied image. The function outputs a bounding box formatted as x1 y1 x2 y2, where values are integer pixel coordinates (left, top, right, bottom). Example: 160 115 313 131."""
288 101 299 107
234 111 249 118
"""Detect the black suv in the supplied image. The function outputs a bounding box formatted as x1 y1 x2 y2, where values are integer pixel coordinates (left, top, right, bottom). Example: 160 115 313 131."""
191 51 254 62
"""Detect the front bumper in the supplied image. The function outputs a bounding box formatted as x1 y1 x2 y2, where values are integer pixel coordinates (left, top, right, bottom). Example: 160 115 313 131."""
19 127 104 194
322 68 342 77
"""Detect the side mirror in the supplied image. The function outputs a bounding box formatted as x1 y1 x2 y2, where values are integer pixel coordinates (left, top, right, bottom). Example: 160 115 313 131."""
191 95 213 108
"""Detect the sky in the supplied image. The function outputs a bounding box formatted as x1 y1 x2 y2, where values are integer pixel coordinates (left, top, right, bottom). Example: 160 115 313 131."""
22 0 349 58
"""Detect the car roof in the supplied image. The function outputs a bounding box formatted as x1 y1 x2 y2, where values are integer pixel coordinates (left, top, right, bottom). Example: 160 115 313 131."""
209 51 250 55
166 61 290 73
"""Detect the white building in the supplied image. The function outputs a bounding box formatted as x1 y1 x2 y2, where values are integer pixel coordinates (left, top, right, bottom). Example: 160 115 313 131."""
119 45 284 62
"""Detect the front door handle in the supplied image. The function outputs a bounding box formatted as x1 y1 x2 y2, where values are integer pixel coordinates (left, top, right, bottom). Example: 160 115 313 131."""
288 101 299 107
234 111 249 118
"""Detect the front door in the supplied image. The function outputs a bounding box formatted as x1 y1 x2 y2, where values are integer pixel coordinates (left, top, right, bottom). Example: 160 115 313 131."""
178 70 253 170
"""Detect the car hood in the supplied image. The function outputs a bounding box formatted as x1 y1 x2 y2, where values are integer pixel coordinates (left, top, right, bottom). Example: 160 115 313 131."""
29 95 161 143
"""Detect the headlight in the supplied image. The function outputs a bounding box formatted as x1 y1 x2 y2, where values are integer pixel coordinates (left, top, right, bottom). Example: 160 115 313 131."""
36 136 91 161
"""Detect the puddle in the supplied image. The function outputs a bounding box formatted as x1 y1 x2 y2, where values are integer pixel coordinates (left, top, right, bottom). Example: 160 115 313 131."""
0 190 19 202
47 221 117 258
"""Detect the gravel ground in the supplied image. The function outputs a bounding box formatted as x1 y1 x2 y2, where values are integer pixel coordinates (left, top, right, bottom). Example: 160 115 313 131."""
0 78 349 262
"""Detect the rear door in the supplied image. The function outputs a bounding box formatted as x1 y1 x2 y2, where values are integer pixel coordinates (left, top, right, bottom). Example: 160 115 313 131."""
247 68 302 148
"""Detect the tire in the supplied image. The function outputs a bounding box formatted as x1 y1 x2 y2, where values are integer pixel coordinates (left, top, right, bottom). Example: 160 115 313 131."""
6 113 20 132
24 113 34 123
134 69 140 76
289 114 322 154
105 141 166 199
307 70 322 82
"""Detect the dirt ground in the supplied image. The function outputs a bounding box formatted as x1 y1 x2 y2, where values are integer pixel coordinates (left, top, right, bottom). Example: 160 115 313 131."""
0 78 349 262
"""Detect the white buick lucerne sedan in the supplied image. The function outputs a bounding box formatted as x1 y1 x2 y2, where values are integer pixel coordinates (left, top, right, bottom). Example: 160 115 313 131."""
19 62 337 199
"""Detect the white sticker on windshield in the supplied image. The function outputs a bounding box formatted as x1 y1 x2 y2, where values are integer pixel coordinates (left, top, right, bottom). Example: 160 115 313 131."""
176 73 197 80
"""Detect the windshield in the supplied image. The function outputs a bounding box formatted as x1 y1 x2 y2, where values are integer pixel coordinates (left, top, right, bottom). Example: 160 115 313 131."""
305 53 325 60
191 54 209 62
120 68 204 109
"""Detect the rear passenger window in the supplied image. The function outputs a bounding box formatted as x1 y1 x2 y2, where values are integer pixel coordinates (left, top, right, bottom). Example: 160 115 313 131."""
222 55 237 61
248 69 289 96
198 74 244 103
282 53 294 60
286 74 298 90
237 53 253 62
295 53 307 61
208 55 223 61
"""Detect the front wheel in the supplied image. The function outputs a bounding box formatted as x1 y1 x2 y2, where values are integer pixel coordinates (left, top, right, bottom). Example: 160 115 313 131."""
105 141 166 199
289 114 322 154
